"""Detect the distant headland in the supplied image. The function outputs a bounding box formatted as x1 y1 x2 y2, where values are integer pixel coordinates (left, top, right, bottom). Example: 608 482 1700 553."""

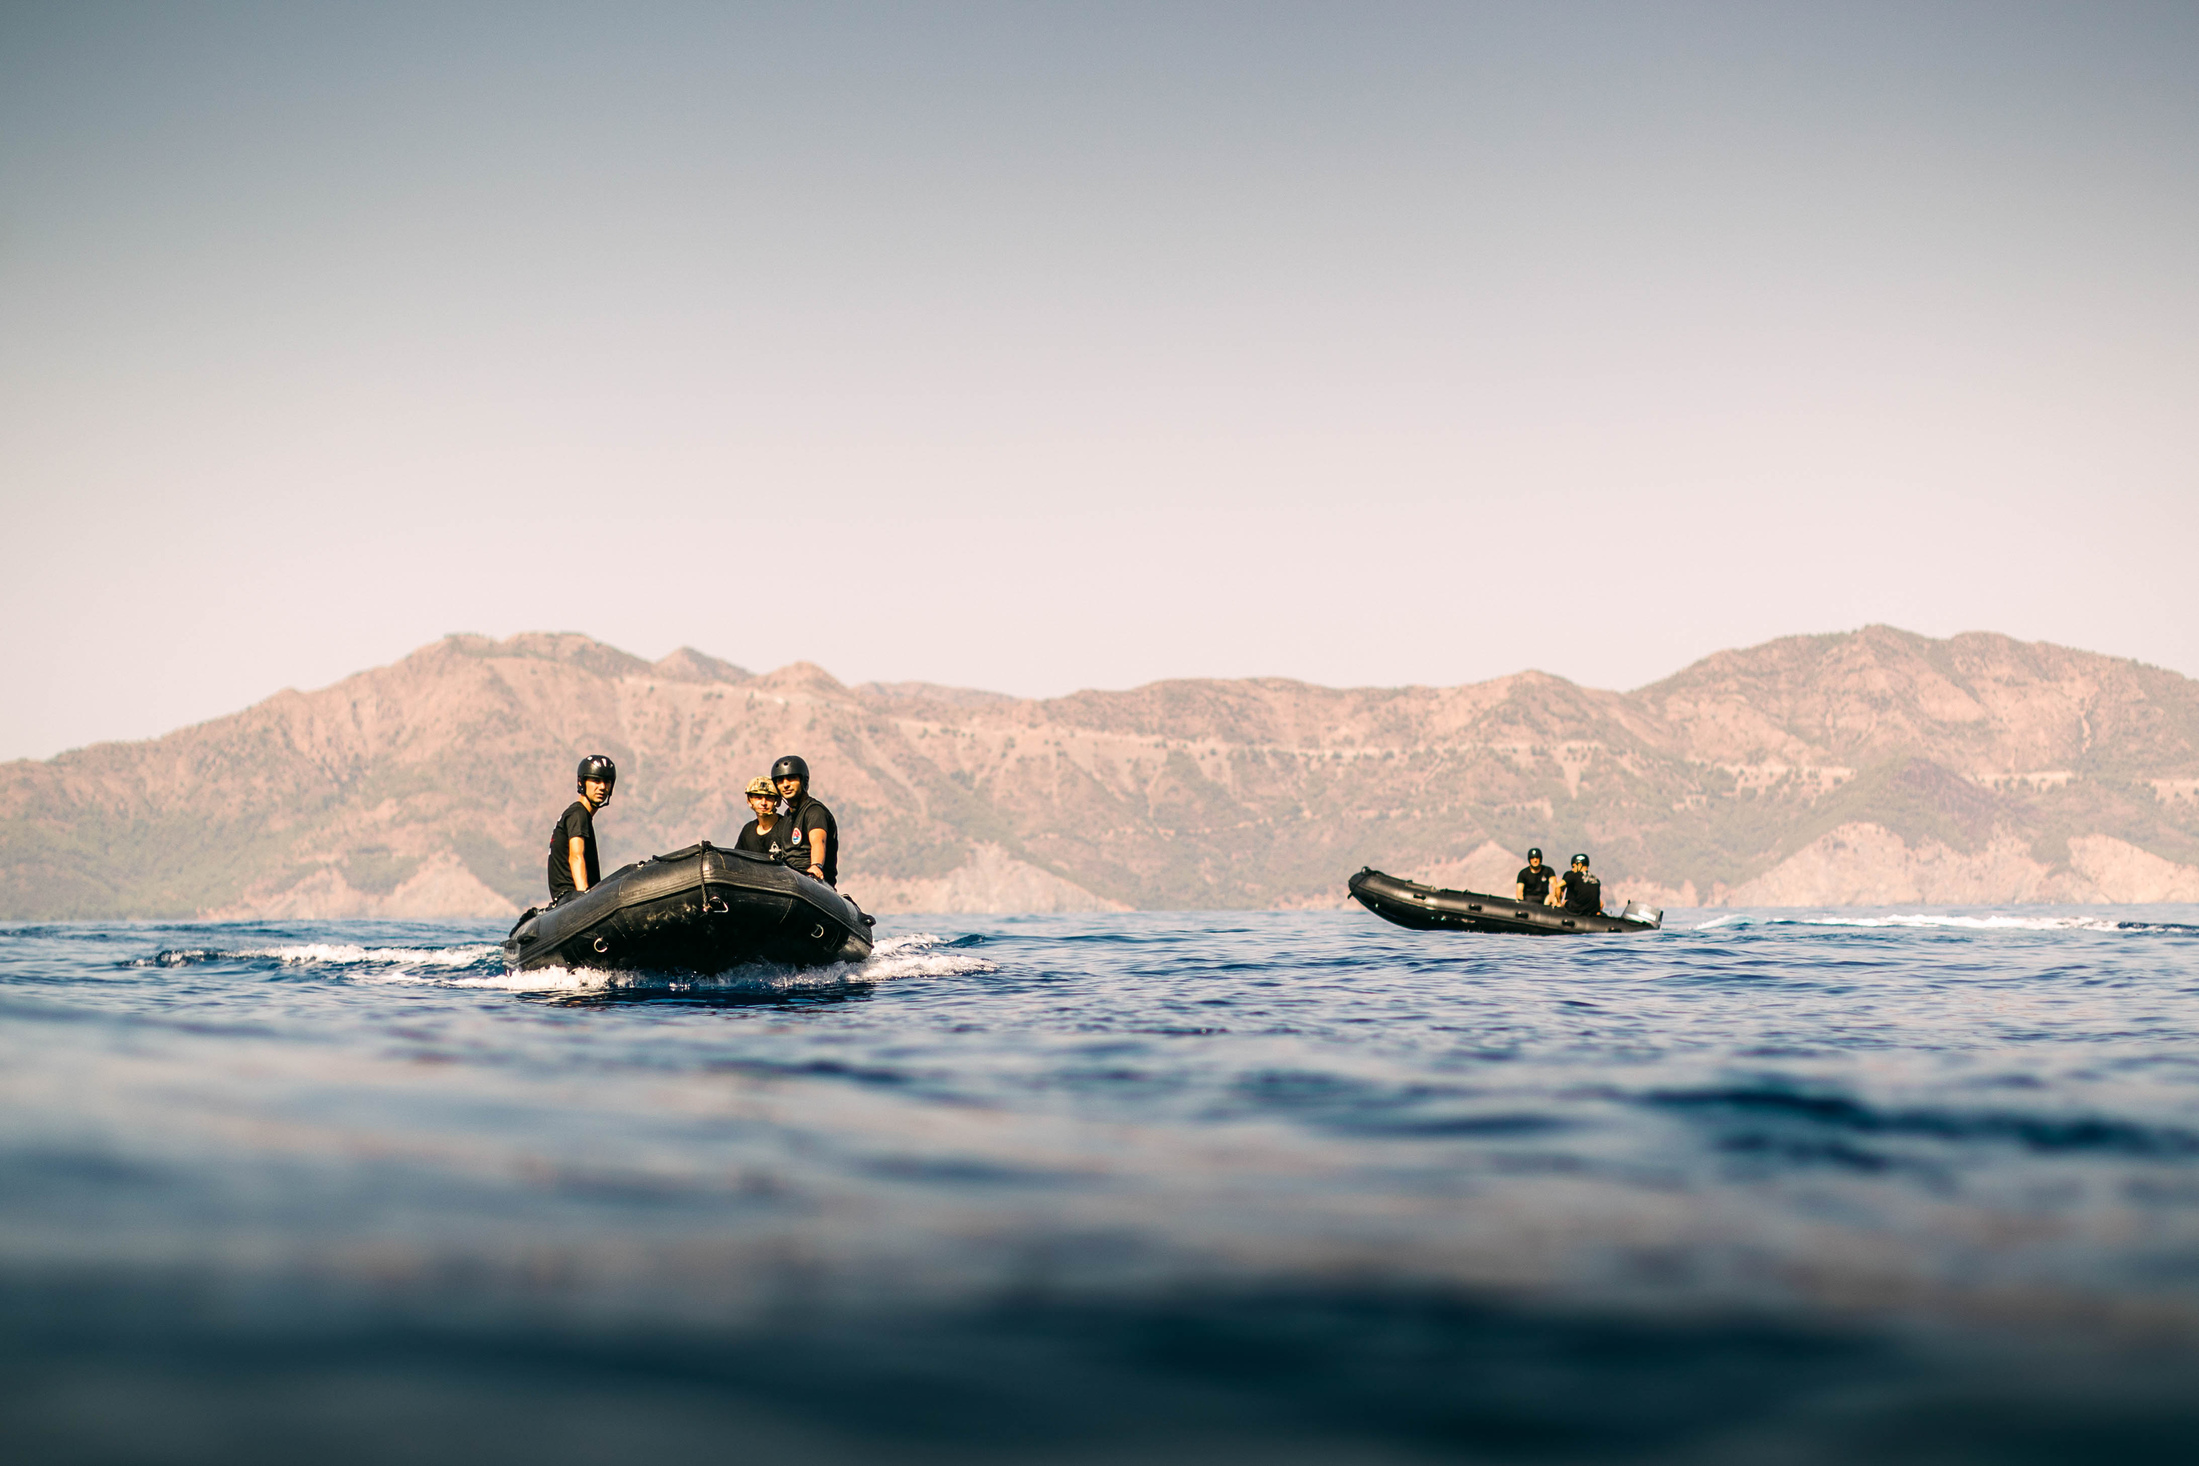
4 626 2197 918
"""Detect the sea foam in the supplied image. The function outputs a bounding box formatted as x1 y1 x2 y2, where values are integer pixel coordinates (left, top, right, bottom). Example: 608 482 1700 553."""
1691 911 2191 933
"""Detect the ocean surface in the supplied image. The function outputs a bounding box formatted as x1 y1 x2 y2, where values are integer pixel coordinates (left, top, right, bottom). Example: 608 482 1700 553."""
5 906 2199 1464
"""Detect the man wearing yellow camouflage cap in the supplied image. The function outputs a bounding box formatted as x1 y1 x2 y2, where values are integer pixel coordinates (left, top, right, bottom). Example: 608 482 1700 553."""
734 775 791 862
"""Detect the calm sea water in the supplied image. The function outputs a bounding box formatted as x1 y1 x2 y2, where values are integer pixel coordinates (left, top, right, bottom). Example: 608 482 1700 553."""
5 906 2199 1463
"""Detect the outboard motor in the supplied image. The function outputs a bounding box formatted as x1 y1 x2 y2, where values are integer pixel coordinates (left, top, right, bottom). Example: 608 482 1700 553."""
1621 901 1663 927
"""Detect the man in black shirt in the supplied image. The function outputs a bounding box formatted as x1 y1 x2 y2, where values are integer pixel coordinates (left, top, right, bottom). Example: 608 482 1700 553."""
1514 848 1554 906
734 776 792 860
771 754 838 885
546 754 616 903
1558 853 1603 917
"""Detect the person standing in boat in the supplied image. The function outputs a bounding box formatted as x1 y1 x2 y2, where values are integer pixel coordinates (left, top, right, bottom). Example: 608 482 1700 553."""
1514 848 1555 906
771 754 839 885
546 754 616 904
1557 853 1603 917
734 776 791 861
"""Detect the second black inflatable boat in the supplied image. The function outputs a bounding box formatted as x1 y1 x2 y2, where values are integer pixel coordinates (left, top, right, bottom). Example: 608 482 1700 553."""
1349 867 1661 935
504 841 875 974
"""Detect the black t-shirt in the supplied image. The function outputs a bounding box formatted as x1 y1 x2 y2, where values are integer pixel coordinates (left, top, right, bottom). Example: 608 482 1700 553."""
785 795 838 884
547 800 600 903
1516 865 1552 902
735 816 794 861
1559 868 1602 916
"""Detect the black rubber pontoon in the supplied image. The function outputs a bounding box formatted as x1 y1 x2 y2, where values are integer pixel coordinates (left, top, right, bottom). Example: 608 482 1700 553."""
1348 867 1661 936
505 841 874 974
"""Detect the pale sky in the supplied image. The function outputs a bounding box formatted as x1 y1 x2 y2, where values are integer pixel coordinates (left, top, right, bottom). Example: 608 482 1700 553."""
5 2 2195 761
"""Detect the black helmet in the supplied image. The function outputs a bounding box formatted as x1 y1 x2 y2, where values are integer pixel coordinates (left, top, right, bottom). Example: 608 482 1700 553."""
576 754 617 795
1527 847 1542 860
1571 853 1590 867
770 755 810 784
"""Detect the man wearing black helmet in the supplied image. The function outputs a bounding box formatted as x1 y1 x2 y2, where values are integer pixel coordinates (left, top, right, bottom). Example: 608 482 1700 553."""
1514 848 1554 906
772 755 838 885
1558 853 1603 917
547 754 616 903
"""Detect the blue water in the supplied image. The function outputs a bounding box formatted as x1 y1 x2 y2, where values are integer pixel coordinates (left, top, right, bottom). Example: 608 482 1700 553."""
6 908 2199 1463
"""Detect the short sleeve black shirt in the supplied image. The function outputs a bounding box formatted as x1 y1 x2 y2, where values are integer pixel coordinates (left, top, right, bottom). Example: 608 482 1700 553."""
735 816 793 860
547 800 599 903
786 796 838 884
1559 868 1602 916
1516 865 1552 902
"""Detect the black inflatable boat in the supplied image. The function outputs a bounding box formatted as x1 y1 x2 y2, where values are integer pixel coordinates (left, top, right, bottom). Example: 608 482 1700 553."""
504 841 875 974
1349 867 1661 936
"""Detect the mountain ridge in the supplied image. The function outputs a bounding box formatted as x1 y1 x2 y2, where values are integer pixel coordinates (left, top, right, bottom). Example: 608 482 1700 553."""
5 626 2198 918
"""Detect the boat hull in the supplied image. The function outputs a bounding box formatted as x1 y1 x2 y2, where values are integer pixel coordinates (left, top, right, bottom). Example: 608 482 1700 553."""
1348 867 1660 936
504 842 874 973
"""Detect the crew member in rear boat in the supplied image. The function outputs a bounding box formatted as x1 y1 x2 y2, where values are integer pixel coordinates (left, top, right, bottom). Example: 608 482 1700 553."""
1514 848 1554 905
1558 854 1604 917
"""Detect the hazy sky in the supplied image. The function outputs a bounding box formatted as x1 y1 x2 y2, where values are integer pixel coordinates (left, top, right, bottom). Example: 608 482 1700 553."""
5 2 2194 760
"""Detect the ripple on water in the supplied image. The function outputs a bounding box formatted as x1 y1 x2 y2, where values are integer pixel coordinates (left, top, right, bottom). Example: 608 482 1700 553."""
3 905 2199 1462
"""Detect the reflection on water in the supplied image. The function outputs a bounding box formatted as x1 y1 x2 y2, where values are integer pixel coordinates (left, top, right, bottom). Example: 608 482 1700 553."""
4 908 2199 1462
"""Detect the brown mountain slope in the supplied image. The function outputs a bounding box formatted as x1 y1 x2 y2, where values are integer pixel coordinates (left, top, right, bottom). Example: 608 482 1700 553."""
1644 626 2199 772
4 627 2197 919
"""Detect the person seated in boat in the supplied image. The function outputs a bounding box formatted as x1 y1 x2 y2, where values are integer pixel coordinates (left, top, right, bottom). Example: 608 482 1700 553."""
1558 853 1603 917
771 754 839 885
734 776 793 861
1514 848 1555 906
546 754 615 904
